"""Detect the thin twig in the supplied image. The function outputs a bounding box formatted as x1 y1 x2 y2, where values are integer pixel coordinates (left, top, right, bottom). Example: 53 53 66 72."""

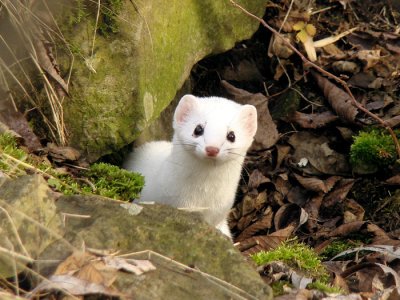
229 0 400 158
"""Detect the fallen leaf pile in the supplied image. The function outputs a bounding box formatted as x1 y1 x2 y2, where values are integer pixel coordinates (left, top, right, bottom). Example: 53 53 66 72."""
209 0 400 298
28 250 156 299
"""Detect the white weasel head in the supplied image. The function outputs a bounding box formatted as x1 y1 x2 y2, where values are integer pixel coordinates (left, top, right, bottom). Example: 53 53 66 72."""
173 94 257 163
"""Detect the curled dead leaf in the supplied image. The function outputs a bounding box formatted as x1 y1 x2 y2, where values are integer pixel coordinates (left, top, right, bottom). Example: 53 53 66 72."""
287 111 338 129
241 225 295 256
274 203 308 230
268 33 295 59
248 169 270 190
323 178 354 207
293 173 340 193
344 199 365 223
312 71 358 123
236 206 274 241
0 108 42 152
47 142 81 162
327 221 366 238
33 35 69 96
304 194 323 232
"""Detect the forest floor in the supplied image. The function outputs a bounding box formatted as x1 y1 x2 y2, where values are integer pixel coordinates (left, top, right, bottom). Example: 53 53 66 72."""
190 0 400 298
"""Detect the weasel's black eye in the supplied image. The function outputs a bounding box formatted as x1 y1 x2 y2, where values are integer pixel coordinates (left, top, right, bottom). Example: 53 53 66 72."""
227 131 235 143
193 124 204 137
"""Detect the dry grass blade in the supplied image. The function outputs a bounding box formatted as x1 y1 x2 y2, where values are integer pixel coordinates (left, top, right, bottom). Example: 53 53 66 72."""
287 111 338 129
0 0 68 145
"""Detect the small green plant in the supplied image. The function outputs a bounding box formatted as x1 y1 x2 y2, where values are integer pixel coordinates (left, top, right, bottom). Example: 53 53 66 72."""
271 281 290 296
67 0 89 26
0 133 143 201
252 240 329 281
251 240 344 295
48 163 144 201
320 239 363 260
307 280 342 294
84 162 144 200
0 133 29 176
97 0 124 36
350 129 397 173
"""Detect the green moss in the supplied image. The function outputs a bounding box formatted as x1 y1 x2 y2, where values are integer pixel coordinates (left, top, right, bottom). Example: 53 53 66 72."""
97 0 124 36
0 133 143 201
252 240 329 282
67 0 89 26
0 133 29 176
47 163 144 201
252 240 346 295
84 162 144 200
271 281 290 296
350 129 397 173
320 239 363 260
0 134 27 161
307 280 342 294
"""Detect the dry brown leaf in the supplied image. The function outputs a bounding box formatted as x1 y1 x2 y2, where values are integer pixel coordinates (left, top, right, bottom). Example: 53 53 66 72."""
236 206 274 241
248 169 270 190
0 107 42 152
268 33 294 59
384 115 400 128
287 111 339 129
104 257 156 275
34 35 69 96
55 251 116 287
237 213 255 231
344 199 365 223
357 49 381 71
275 173 290 197
344 262 400 293
294 173 328 193
240 225 295 255
254 191 268 211
274 203 308 230
327 221 366 238
276 144 291 169
47 142 81 162
312 71 358 122
288 131 350 176
332 273 350 294
304 194 323 232
323 178 355 207
222 80 279 150
52 250 155 297
386 175 400 185
29 274 120 298
347 71 378 89
332 60 360 74
241 194 257 216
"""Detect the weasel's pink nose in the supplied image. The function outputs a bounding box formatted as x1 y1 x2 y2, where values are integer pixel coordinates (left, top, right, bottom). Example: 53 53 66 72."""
205 146 220 157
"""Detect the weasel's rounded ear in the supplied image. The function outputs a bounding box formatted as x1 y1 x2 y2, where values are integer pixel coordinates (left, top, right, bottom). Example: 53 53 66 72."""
240 105 258 137
174 94 198 125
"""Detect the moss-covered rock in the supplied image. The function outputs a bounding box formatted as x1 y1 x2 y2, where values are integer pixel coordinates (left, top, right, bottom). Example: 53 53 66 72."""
0 175 65 278
0 175 272 298
57 0 266 161
50 196 272 298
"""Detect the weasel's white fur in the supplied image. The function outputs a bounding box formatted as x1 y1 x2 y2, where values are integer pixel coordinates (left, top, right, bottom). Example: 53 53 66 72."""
124 95 257 238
